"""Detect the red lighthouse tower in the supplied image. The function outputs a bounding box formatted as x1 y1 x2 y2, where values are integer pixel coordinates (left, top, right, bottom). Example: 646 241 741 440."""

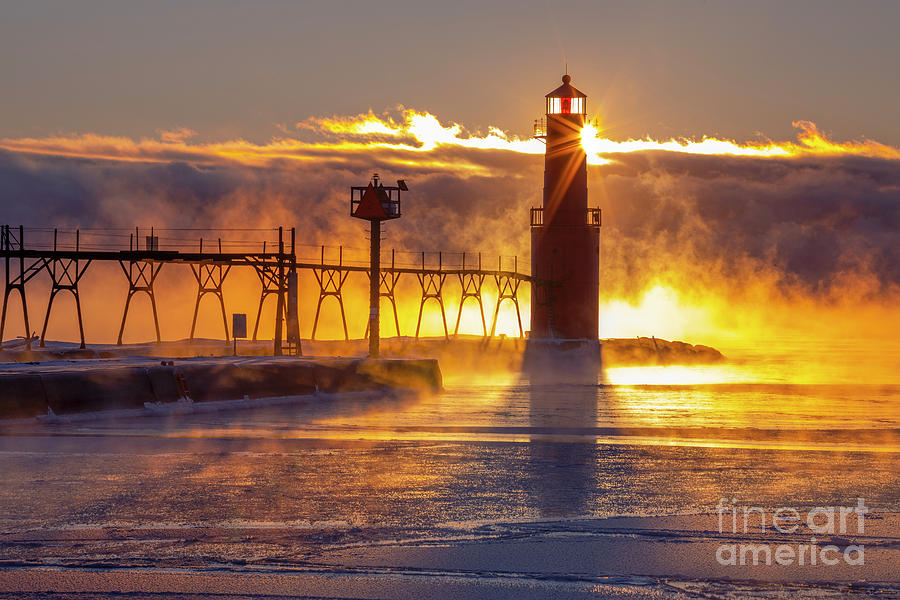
530 74 601 341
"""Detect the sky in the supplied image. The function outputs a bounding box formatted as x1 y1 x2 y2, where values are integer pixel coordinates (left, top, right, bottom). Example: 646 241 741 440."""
2 0 899 145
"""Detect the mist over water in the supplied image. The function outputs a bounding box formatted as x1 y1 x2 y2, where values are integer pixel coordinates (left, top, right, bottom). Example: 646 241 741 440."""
2 111 900 350
2 355 899 568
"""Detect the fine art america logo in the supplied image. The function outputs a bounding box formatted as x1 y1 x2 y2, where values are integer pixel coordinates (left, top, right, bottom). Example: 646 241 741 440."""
715 498 867 566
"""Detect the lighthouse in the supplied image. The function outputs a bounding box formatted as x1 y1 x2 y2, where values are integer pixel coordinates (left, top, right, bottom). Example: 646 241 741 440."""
530 74 601 341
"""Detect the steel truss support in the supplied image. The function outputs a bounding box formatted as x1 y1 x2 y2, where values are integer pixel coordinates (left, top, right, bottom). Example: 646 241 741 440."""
189 262 232 342
118 260 164 345
251 261 282 342
1 225 48 349
365 249 401 339
40 229 92 349
490 256 524 338
415 252 449 340
276 228 300 357
454 252 487 338
3 223 536 350
311 245 349 341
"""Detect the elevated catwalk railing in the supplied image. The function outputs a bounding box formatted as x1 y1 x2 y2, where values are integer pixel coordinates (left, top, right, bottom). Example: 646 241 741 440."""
0 225 531 355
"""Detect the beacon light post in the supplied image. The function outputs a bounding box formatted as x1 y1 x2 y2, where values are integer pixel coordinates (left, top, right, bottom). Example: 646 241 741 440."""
351 174 406 358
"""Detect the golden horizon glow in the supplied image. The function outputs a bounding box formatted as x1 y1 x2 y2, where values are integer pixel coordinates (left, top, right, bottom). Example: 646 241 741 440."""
2 109 898 351
3 109 899 172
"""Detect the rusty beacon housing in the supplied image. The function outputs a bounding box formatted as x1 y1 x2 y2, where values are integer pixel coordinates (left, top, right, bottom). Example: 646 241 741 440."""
530 74 601 340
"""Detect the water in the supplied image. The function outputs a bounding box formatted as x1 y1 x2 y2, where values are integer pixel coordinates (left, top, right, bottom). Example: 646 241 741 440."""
0 340 898 596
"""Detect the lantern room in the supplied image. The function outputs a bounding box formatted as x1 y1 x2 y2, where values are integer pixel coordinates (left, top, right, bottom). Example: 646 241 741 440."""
350 174 405 221
545 74 586 115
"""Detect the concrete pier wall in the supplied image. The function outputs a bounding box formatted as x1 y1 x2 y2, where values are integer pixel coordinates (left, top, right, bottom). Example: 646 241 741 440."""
0 358 442 419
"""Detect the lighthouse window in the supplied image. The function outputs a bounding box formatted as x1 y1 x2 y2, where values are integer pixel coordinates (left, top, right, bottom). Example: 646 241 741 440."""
547 97 584 115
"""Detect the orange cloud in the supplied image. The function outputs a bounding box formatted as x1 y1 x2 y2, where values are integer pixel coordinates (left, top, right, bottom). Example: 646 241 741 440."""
158 127 198 144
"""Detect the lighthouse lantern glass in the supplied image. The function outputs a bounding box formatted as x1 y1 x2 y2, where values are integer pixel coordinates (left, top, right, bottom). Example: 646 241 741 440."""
546 97 584 115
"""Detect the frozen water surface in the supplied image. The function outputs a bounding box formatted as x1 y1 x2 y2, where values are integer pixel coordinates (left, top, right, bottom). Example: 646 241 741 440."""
0 341 898 598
